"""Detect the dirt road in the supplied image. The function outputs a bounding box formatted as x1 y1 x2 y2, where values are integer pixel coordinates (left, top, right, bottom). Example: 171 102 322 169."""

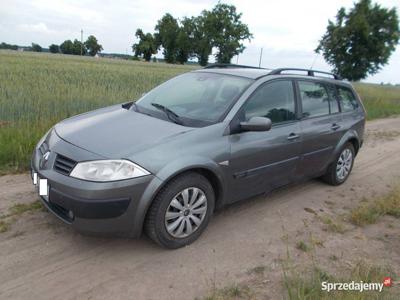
1 117 400 299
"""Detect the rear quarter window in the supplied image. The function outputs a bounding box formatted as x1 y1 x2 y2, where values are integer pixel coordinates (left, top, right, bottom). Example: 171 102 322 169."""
337 86 359 112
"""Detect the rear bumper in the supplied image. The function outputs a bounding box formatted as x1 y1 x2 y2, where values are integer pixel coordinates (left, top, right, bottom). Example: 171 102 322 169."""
31 130 162 237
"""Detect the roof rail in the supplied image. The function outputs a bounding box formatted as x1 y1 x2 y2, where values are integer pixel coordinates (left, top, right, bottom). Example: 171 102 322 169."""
204 63 265 70
269 68 342 80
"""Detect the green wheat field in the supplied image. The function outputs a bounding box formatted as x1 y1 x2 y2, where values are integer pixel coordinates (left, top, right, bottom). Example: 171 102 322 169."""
0 50 399 173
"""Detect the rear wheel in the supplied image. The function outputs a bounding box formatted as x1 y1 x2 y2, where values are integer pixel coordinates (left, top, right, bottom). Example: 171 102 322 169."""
145 172 215 249
322 143 355 186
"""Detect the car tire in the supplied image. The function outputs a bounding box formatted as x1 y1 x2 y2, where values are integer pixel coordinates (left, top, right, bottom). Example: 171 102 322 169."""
145 172 215 249
322 142 355 186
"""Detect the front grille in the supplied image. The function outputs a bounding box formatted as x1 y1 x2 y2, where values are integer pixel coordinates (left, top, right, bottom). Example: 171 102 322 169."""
54 154 77 175
39 142 49 155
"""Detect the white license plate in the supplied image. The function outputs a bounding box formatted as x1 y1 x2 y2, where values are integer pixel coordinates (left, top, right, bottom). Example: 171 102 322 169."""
32 172 50 201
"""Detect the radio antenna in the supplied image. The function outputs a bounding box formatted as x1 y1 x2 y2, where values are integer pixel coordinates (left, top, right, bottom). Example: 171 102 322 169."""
310 53 319 70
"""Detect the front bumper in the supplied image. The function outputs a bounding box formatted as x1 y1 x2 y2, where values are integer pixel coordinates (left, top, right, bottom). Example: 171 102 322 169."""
31 129 159 237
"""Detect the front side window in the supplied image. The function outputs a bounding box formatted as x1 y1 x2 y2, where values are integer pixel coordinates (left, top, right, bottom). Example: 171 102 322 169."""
298 81 330 118
337 86 359 112
241 80 296 124
135 72 253 127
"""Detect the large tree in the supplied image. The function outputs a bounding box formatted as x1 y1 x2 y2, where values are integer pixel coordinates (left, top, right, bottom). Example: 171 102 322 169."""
31 43 42 52
316 0 399 81
175 17 195 64
49 44 60 53
154 13 180 63
85 35 103 56
188 15 213 66
72 39 86 55
132 29 157 61
60 40 74 54
204 3 253 63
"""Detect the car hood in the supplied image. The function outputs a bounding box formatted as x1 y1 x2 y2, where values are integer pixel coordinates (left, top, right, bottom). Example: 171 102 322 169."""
55 104 193 158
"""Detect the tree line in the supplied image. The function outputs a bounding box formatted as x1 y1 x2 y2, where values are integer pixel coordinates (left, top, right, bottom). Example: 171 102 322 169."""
132 3 252 66
0 42 44 52
0 35 103 56
50 35 103 56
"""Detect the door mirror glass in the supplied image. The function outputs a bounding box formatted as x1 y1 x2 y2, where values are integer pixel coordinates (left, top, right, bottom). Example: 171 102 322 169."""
240 117 272 132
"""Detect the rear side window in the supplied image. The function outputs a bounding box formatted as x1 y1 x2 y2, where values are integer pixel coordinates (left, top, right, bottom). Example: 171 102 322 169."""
298 81 330 118
241 80 296 124
337 86 359 112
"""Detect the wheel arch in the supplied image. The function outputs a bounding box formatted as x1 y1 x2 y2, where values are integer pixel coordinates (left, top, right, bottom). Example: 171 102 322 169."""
130 159 227 237
332 129 361 161
347 137 360 155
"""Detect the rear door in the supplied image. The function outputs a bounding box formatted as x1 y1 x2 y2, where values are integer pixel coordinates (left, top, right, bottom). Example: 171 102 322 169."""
296 80 344 178
227 79 302 203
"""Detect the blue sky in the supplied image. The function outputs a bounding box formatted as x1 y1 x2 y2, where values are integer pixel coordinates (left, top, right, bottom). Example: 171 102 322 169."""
0 0 399 83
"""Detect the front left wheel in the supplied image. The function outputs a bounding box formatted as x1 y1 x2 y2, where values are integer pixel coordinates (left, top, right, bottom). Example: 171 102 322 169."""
145 172 215 249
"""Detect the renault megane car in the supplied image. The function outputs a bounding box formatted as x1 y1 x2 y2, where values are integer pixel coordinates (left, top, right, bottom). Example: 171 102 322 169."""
31 65 366 248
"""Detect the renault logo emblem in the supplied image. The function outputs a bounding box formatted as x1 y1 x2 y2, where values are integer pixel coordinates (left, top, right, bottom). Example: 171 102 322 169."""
43 151 50 161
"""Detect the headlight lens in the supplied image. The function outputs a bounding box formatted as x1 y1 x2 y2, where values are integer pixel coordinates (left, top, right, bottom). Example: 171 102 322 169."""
70 160 150 182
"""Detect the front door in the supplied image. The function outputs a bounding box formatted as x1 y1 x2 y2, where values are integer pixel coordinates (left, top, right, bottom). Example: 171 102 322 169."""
227 79 302 203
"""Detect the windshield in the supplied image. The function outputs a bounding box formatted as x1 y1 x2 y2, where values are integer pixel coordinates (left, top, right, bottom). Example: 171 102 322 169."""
135 72 253 127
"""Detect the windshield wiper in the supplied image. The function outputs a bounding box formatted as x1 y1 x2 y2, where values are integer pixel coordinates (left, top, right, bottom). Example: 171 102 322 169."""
151 103 183 125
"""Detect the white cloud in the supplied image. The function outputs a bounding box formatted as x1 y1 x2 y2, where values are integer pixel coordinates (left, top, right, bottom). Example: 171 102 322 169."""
30 0 106 24
18 22 55 34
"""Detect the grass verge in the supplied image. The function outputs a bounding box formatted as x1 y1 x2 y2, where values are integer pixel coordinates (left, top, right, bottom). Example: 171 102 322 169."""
350 187 400 226
204 283 255 300
353 83 400 120
0 200 44 233
282 260 394 300
319 215 346 233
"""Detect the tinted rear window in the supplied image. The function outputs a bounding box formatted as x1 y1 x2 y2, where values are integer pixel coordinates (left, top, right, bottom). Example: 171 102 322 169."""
337 86 359 112
298 81 330 118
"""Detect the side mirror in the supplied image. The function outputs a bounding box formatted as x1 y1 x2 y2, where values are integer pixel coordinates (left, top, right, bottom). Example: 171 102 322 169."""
240 117 272 132
122 101 134 109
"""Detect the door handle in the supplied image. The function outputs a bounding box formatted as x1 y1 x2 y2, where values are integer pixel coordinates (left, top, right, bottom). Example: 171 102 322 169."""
331 123 341 131
287 133 300 141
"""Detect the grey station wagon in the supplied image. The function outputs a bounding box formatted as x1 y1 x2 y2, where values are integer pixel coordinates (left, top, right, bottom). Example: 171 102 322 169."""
31 65 366 248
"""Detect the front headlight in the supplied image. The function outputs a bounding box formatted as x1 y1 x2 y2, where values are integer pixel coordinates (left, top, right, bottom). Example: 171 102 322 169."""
70 160 150 182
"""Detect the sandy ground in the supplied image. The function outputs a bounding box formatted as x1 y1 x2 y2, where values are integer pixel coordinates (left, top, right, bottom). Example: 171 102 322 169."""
1 117 400 299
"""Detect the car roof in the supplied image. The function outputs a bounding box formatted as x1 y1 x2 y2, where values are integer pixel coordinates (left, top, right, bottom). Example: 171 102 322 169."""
193 66 353 88
194 68 270 80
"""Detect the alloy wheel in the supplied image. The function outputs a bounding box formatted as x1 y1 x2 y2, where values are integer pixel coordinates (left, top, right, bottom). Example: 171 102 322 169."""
336 148 353 181
164 187 207 238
